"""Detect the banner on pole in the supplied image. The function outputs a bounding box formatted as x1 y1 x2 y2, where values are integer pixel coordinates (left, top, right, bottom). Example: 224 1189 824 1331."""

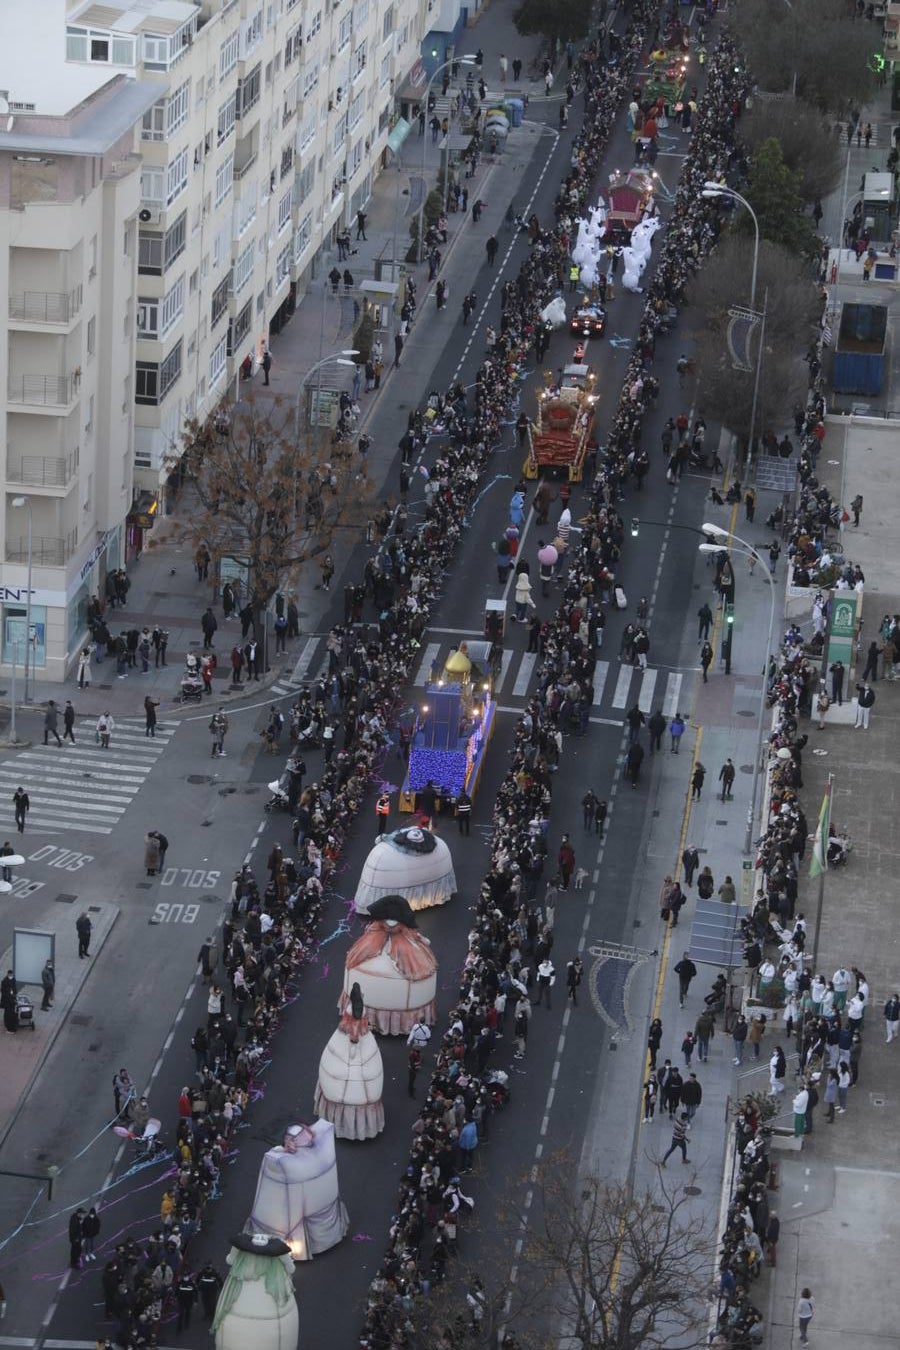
727 306 762 371
809 779 833 878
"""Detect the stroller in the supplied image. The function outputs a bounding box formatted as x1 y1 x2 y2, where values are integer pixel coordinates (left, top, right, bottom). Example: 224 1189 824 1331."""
16 993 35 1030
180 653 204 702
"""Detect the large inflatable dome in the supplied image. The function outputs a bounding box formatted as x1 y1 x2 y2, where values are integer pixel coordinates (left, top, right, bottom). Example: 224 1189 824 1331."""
355 826 457 915
340 895 437 1035
315 986 385 1140
245 1121 349 1259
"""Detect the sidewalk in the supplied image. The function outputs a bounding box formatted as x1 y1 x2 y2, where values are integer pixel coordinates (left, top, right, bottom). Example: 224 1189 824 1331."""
0 899 119 1147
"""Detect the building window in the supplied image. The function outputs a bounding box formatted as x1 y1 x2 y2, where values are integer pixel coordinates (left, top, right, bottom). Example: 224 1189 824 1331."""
309 10 322 36
215 153 234 206
380 53 390 87
353 42 367 79
302 63 319 98
137 299 159 337
296 158 316 205
284 26 302 65
164 212 188 269
138 233 163 275
238 64 262 118
349 89 364 129
332 112 348 158
242 8 264 57
382 6 394 39
280 143 295 180
160 274 186 337
209 334 228 391
66 26 135 65
135 361 159 404
166 148 189 206
87 316 96 355
211 274 231 328
277 187 293 233
276 240 292 285
159 339 183 401
141 99 165 141
299 107 317 150
229 298 253 353
294 210 312 261
166 80 191 135
349 137 363 176
217 92 237 145
234 240 255 293
338 12 352 51
141 166 165 204
220 31 239 78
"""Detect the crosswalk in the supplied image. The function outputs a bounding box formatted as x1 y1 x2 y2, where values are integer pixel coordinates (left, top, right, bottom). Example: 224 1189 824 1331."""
268 632 689 717
0 718 177 836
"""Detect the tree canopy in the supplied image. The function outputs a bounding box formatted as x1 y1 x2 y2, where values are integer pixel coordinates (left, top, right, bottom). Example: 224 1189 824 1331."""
739 99 842 206
169 399 370 632
742 138 821 259
728 0 876 114
514 0 591 45
688 236 821 450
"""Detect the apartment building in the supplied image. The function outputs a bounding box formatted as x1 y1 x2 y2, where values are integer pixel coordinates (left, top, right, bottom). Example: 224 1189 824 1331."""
0 0 424 682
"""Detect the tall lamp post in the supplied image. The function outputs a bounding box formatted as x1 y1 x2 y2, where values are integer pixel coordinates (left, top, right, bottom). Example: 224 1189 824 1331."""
416 56 478 263
11 496 33 704
699 523 777 853
296 351 359 439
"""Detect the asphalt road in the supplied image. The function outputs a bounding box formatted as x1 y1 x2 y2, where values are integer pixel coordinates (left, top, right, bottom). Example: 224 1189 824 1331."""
0 43 723 1350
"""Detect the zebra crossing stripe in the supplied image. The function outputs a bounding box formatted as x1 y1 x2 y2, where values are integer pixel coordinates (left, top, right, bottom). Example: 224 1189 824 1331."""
413 643 441 687
637 668 657 713
512 652 537 696
611 664 633 708
494 649 515 692
592 660 610 705
289 636 320 685
662 672 683 717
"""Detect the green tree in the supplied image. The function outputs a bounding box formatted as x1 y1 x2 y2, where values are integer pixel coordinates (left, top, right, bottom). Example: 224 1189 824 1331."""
688 236 821 452
728 0 876 114
514 0 590 46
169 399 370 642
740 99 842 206
744 138 819 259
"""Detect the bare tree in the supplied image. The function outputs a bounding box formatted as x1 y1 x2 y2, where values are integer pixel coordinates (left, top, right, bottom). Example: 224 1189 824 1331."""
688 236 821 449
167 397 370 639
740 100 842 206
728 0 876 114
524 1161 713 1350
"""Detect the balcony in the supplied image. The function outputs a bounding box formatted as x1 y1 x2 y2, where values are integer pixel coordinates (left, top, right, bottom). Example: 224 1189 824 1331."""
5 532 77 566
8 288 82 328
7 374 78 411
234 151 259 181
6 452 79 489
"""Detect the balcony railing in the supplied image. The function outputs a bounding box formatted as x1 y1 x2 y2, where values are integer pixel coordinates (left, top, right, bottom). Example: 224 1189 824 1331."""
233 151 259 180
9 288 82 324
6 452 78 487
5 532 77 566
7 375 76 407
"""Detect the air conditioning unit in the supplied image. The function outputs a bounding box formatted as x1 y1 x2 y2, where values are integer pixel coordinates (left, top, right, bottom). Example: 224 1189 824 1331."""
138 207 162 225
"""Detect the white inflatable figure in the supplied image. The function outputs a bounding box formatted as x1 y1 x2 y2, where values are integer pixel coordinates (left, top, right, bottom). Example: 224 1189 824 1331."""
340 894 437 1034
316 982 385 1139
213 1233 298 1350
355 826 456 915
621 246 646 293
540 296 568 329
246 1121 349 1259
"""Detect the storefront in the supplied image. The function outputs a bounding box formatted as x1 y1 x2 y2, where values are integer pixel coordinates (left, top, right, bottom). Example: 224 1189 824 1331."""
125 492 159 562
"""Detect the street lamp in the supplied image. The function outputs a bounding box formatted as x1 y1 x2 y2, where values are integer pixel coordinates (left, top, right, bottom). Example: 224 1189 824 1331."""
701 183 759 309
699 523 776 853
296 351 359 438
416 56 478 263
11 496 33 704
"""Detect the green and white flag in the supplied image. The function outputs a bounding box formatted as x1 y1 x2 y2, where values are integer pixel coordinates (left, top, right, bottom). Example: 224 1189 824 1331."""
809 780 832 878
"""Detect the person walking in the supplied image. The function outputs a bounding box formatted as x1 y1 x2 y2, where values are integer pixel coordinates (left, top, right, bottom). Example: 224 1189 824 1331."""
197 1263 223 1319
681 844 699 887
850 493 863 527
694 1009 714 1062
356 208 367 241
884 992 900 1043
534 957 555 1009
407 1045 422 1097
680 1072 702 1121
697 602 713 641
96 712 113 748
43 700 62 747
669 712 685 752
77 646 92 689
557 835 575 890
674 952 697 1007
201 607 218 651
748 1012 767 1060
660 1112 691 1165
144 695 159 738
566 956 583 1005
176 1269 197 1332
648 708 666 753
210 711 228 757
76 911 92 959
732 1013 748 1064
699 641 713 682
375 792 391 834
718 759 735 800
40 959 55 1011
63 700 76 743
261 348 272 386
13 787 29 834
455 789 471 835
690 763 706 800
69 1209 84 1269
854 681 875 729
81 1207 100 1261
792 1083 809 1136
797 1289 814 1345
823 1067 839 1122
485 235 498 265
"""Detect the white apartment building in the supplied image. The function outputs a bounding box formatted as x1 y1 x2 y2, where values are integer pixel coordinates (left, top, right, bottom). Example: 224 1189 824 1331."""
0 0 424 682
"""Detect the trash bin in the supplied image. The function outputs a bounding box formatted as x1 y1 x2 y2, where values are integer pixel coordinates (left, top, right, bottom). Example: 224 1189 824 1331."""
506 98 524 127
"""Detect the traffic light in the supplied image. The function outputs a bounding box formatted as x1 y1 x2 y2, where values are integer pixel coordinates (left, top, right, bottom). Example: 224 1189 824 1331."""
631 518 640 537
725 602 735 626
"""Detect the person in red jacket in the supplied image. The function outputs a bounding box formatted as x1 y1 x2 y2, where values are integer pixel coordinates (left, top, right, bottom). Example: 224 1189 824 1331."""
557 835 575 890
